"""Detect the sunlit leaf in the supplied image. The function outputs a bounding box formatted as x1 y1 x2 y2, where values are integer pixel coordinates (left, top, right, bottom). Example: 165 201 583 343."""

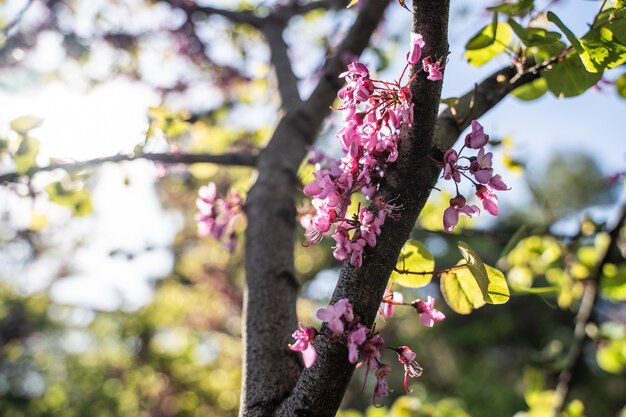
46 180 93 216
600 263 626 301
509 18 562 47
390 240 434 288
512 77 548 101
14 136 40 174
547 12 583 53
488 0 534 17
579 8 626 72
346 0 360 8
465 21 513 66
440 263 485 314
457 241 510 304
596 338 626 374
10 115 43 135
542 54 602 98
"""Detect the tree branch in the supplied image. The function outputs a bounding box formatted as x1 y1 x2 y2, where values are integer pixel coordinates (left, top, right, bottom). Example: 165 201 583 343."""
276 1 450 415
0 151 259 184
239 1 391 416
0 0 34 37
434 63 540 152
553 201 626 416
192 6 261 27
259 19 303 111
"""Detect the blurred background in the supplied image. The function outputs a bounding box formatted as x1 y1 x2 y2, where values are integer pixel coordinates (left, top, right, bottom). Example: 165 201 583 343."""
0 0 625 416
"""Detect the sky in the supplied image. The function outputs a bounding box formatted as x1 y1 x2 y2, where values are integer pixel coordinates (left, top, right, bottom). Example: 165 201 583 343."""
0 0 625 311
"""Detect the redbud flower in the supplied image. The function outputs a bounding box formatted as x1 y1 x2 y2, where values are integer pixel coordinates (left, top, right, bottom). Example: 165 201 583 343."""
407 32 425 65
395 346 423 393
465 120 489 149
475 185 499 216
289 323 317 368
374 363 393 403
489 174 510 191
443 195 480 232
442 149 461 183
347 325 368 363
380 289 403 319
413 296 446 327
422 56 443 81
316 298 354 334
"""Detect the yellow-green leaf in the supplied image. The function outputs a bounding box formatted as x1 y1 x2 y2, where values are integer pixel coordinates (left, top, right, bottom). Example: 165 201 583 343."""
14 136 40 174
10 115 43 135
616 73 626 98
512 77 548 101
440 263 485 314
390 240 434 288
465 21 513 66
346 0 360 7
457 241 510 304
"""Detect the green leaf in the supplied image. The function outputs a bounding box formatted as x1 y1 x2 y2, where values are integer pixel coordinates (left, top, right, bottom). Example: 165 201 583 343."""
46 180 93 216
596 338 626 374
390 240 435 288
440 97 459 106
600 263 626 301
465 21 513 66
579 9 626 72
509 18 562 47
547 12 583 53
512 77 548 101
440 263 486 314
487 0 534 17
10 115 43 135
14 136 40 174
457 241 510 304
542 53 603 98
616 73 626 98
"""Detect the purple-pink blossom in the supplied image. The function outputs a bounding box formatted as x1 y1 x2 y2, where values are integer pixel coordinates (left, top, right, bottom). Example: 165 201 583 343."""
289 323 317 368
347 325 368 363
443 196 480 232
195 182 243 251
414 296 446 327
395 346 423 393
465 120 489 149
316 298 354 334
407 32 425 65
476 185 499 216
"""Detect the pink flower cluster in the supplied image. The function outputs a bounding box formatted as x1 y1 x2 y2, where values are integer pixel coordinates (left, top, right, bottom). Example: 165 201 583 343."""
441 120 510 232
290 294 445 404
195 182 243 252
302 33 444 267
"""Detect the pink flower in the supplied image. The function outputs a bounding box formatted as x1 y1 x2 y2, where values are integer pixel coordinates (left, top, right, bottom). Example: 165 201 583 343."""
422 56 443 81
414 296 446 327
470 148 494 184
373 364 393 402
407 32 425 65
350 238 366 268
443 195 480 232
489 174 510 191
347 325 368 364
380 289 403 319
465 120 489 149
395 346 423 393
442 149 461 183
475 185 499 216
316 298 354 334
289 323 317 368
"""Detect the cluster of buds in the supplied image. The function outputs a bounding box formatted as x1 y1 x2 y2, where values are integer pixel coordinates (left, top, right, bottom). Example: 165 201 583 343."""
290 295 445 404
302 33 444 267
441 120 510 232
195 182 243 252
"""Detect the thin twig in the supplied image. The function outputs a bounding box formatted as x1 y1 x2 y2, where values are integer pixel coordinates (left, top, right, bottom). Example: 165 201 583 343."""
552 201 626 416
0 150 259 183
0 0 34 37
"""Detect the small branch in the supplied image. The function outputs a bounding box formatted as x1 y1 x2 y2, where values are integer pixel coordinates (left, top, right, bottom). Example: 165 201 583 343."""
394 263 467 276
434 63 540 152
259 19 303 111
194 5 261 27
552 201 626 416
0 151 259 184
0 0 34 37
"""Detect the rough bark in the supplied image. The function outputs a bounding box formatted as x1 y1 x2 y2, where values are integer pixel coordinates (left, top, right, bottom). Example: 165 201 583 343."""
240 2 391 416
276 1 450 415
